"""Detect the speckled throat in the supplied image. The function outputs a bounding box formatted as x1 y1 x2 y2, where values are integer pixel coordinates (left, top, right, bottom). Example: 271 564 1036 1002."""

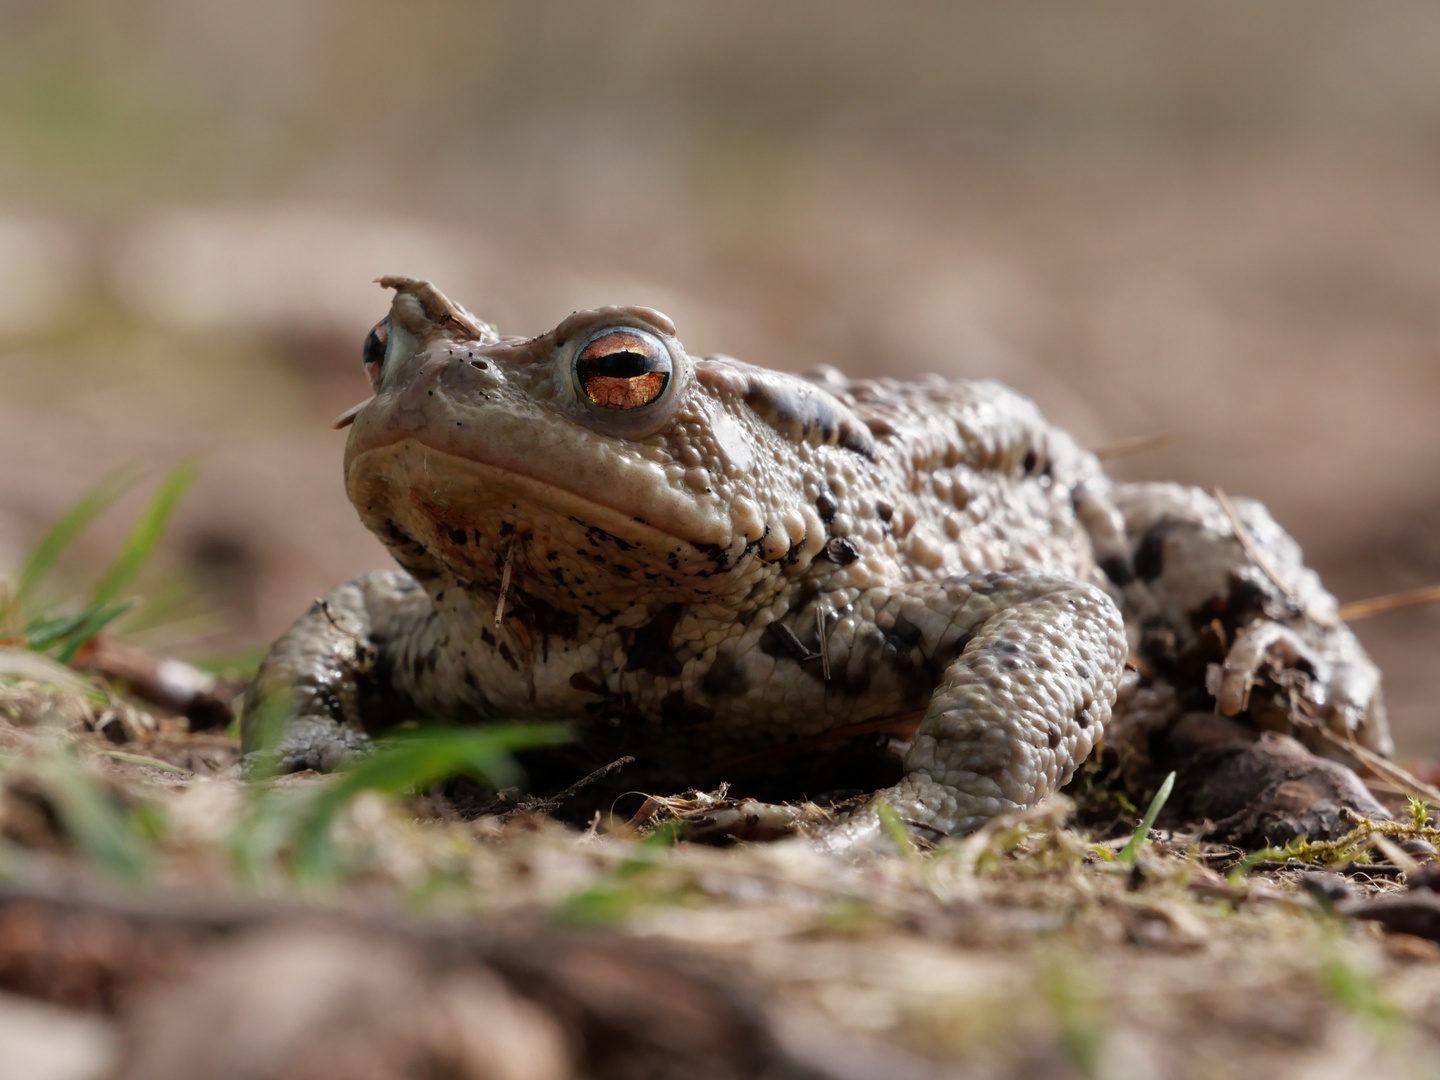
346 438 780 622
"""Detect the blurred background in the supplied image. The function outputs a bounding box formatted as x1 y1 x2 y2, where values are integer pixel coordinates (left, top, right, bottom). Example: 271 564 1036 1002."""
1 1 1438 748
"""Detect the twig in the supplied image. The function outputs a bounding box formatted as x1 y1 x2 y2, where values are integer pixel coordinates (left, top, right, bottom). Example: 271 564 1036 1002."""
1092 432 1172 461
815 607 831 681
1290 713 1440 807
1213 488 1335 627
497 756 635 821
331 397 374 430
1338 584 1440 623
74 635 232 732
494 541 515 630
94 749 191 775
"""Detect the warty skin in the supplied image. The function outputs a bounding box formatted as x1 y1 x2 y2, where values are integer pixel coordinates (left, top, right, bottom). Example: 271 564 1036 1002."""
244 277 1389 850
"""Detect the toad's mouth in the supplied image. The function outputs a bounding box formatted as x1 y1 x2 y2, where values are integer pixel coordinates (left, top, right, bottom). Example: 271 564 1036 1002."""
346 439 738 586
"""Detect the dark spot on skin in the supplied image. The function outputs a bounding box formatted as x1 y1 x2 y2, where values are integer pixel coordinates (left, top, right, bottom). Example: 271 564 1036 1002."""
875 500 894 522
1023 449 1039 475
823 537 860 565
659 690 715 727
842 666 873 696
463 670 477 689
989 639 1022 655
625 604 686 676
383 519 423 551
761 621 814 664
1134 520 1176 582
964 577 996 602
583 524 635 552
508 592 579 658
738 369 876 458
884 618 925 654
840 424 876 458
397 562 438 583
1075 664 1091 681
865 417 894 438
927 631 973 675
692 542 730 568
973 755 1008 780
815 492 837 522
702 651 749 697
498 642 518 670
1224 574 1274 622
1100 555 1135 587
569 672 603 694
1047 723 1063 749
480 628 495 647
1076 708 1094 729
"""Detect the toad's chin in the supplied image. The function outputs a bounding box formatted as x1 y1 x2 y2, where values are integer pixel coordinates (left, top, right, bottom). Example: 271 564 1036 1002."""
346 439 746 610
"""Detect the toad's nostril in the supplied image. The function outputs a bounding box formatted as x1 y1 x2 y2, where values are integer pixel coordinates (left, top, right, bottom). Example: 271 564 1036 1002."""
469 359 489 371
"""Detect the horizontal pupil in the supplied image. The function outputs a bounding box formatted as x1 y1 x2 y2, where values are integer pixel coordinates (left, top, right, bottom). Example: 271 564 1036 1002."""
580 349 654 379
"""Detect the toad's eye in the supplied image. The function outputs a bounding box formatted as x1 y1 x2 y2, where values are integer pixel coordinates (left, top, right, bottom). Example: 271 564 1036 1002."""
362 319 388 386
575 327 671 410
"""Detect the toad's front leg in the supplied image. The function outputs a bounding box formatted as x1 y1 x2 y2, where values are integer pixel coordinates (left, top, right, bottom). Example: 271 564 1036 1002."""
242 569 441 772
816 572 1128 851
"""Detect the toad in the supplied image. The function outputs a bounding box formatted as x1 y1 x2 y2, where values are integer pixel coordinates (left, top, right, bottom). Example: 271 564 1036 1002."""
243 277 1393 849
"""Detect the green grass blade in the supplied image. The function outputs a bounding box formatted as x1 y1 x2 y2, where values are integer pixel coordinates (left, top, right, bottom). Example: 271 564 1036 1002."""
875 799 919 860
24 609 98 650
289 723 570 882
90 459 199 608
1118 770 1176 867
14 466 142 608
41 744 151 881
55 599 140 664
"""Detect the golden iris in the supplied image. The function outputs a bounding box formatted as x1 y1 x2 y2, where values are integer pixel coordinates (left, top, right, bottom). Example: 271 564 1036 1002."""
575 328 671 410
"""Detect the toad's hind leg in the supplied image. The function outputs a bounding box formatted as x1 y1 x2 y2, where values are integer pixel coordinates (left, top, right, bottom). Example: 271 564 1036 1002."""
1090 482 1396 844
1102 482 1391 756
818 572 1128 851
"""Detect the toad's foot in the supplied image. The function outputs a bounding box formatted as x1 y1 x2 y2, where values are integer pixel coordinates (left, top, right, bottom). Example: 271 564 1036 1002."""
243 716 374 776
868 573 1127 841
745 571 1130 854
1215 619 1384 752
241 570 436 773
